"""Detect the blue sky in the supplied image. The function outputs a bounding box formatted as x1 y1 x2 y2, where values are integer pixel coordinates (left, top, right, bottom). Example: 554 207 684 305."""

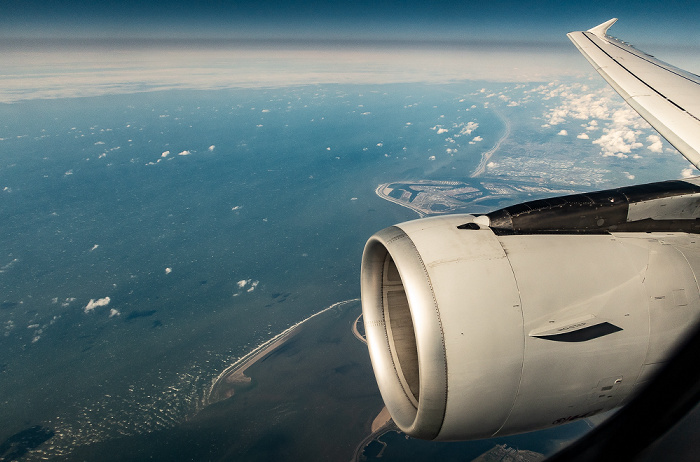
3 0 698 48
2 0 698 103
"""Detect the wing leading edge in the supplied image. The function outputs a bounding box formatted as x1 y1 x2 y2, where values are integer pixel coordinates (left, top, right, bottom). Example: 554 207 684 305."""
568 19 700 170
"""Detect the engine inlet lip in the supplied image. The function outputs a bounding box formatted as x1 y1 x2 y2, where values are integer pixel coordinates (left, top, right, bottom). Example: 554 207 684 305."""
361 226 448 440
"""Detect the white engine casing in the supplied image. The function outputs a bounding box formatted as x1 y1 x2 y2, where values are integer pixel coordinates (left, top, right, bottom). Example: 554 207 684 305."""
361 214 700 440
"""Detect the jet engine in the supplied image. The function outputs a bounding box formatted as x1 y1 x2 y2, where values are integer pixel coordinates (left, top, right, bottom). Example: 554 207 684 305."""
361 179 700 440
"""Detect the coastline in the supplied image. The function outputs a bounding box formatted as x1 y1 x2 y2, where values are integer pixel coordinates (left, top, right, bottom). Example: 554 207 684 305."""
205 298 360 406
471 110 511 178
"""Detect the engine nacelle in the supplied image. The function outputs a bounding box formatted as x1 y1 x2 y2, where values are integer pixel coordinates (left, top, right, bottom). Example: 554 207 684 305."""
361 180 700 441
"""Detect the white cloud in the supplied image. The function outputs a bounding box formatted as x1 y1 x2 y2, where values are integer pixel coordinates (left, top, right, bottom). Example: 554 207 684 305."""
437 128 449 134
0 49 595 104
458 121 479 136
647 135 663 153
376 142 383 147
208 145 215 152
90 244 99 252
557 130 568 136
623 171 635 180
165 267 172 274
261 109 270 113
178 150 191 156
541 84 654 159
593 127 643 158
161 151 170 158
246 281 259 292
237 279 249 289
109 308 120 318
543 84 613 126
84 297 111 313
682 168 698 178
428 155 436 161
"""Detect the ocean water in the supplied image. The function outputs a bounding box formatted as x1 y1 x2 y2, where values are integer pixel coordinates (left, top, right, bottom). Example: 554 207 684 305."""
0 83 497 458
1 78 692 459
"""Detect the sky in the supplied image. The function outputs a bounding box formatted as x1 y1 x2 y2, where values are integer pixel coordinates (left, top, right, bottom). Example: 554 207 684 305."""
2 0 699 104
2 0 699 48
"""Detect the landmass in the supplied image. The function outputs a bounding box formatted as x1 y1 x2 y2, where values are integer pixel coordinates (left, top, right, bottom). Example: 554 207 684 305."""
206 298 359 405
376 179 576 217
471 110 511 178
471 444 545 462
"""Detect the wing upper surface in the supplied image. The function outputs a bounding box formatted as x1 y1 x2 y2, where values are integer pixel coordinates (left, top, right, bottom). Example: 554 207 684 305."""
568 19 700 169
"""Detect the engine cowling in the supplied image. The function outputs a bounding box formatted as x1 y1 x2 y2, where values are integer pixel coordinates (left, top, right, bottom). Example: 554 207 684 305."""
361 180 700 441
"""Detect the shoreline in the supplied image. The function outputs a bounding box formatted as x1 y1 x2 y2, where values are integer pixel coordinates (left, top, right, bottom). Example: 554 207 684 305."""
471 110 511 178
204 298 360 406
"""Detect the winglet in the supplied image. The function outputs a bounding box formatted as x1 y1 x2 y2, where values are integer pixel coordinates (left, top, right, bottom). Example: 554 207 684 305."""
588 18 618 37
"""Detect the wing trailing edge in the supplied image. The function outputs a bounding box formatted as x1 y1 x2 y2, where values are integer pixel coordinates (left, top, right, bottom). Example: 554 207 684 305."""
568 19 700 170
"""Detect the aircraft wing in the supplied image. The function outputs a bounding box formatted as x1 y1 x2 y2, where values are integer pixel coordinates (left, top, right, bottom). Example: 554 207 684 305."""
568 18 700 170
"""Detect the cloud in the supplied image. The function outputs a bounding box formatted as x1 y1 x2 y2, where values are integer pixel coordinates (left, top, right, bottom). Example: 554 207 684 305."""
540 84 657 159
585 120 599 131
623 171 635 180
84 297 111 313
90 244 99 251
682 168 697 178
592 126 643 158
178 150 191 156
2 47 594 104
246 281 259 292
428 155 436 160
208 145 215 152
647 135 663 153
237 279 249 289
457 121 479 136
557 130 568 136
165 267 172 274
541 83 615 126
437 128 448 134
161 151 170 158
109 308 120 318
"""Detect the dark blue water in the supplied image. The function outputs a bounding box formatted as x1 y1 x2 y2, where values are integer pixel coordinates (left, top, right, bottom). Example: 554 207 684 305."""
0 83 502 458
